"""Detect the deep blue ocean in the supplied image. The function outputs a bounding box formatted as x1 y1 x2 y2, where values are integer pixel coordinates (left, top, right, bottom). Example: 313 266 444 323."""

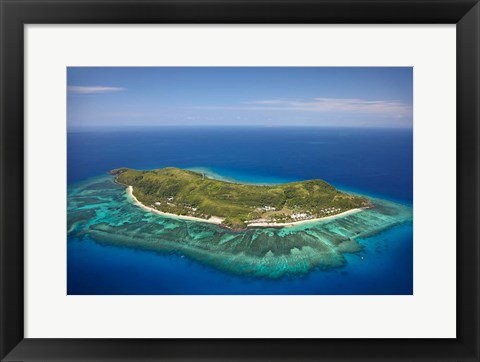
67 127 413 295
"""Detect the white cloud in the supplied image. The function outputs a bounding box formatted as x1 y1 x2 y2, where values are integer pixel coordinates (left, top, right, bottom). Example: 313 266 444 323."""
68 86 125 94
193 97 412 116
252 98 411 115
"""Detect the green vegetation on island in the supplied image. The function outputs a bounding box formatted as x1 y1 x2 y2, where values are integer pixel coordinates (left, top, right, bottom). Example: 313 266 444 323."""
111 167 372 230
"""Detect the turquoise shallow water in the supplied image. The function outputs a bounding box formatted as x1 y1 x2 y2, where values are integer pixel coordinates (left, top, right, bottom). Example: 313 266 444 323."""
68 173 413 294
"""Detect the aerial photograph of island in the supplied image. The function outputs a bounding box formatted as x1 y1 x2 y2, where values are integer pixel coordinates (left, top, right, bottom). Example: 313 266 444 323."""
67 67 413 295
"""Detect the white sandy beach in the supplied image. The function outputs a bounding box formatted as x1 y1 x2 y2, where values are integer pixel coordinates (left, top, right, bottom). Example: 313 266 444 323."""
246 208 363 228
127 186 224 225
127 186 363 228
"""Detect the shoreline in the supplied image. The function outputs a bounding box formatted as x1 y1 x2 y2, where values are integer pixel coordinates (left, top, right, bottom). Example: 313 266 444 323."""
126 185 364 229
246 208 363 228
127 186 224 225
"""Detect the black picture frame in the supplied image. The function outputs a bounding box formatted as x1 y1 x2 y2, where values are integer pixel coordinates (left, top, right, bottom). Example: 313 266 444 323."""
1 1 479 361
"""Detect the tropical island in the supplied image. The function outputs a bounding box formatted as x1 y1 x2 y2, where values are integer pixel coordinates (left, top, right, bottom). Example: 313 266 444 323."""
111 167 373 230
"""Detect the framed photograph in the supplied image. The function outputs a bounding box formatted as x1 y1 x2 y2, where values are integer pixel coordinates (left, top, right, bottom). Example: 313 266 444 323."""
66 66 414 295
1 0 479 361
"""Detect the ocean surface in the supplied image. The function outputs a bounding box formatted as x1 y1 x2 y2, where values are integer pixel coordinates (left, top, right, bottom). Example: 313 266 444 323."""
67 126 413 295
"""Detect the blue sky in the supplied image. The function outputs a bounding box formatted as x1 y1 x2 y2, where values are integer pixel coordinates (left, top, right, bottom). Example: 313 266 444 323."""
67 67 413 129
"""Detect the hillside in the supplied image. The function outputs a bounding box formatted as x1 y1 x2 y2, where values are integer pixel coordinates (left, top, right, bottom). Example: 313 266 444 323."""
111 167 372 230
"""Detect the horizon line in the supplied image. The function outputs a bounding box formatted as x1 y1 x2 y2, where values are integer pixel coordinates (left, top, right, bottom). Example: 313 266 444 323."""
67 124 413 132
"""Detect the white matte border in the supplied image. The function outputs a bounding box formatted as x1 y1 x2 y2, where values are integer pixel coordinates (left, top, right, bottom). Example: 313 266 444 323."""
25 25 456 338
